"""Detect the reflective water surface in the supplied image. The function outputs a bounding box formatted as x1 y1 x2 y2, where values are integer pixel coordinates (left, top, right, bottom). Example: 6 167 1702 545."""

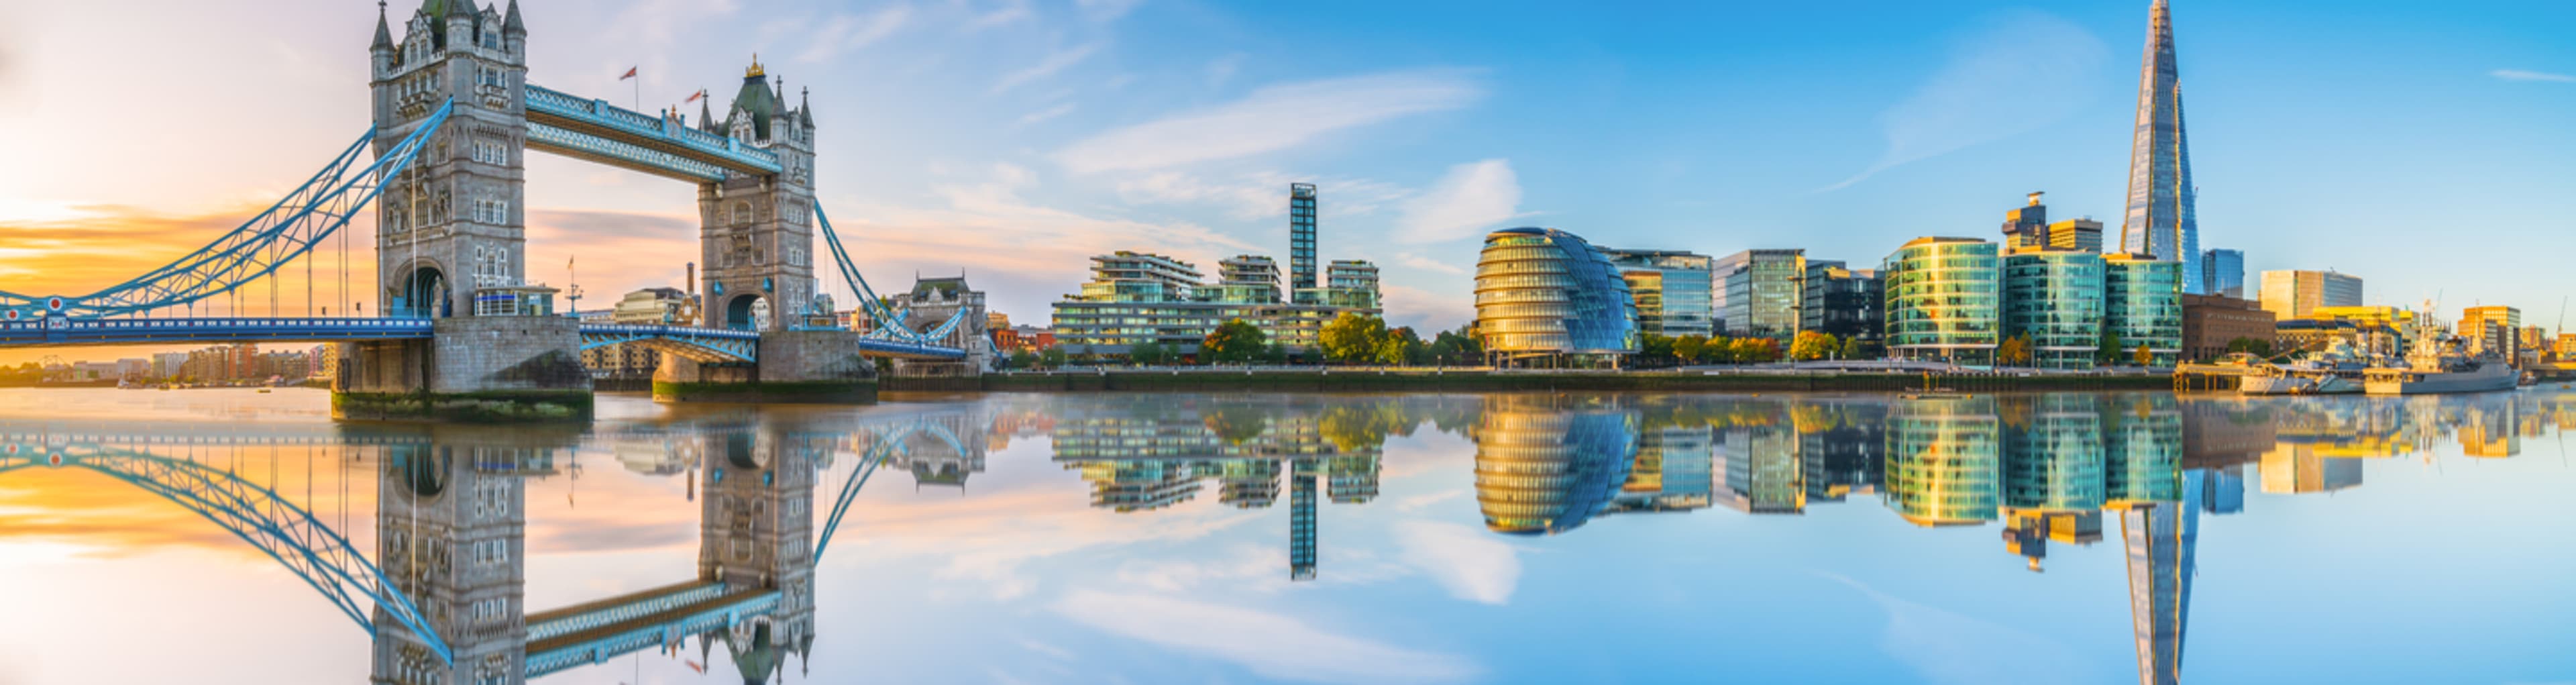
1 388 2571 684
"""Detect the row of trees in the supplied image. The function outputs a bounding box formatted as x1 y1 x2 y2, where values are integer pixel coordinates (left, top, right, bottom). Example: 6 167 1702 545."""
1632 331 1880 366
1003 313 1485 368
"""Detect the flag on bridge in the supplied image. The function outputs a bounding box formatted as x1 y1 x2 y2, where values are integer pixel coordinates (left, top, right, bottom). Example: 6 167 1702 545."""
618 66 638 81
684 89 706 103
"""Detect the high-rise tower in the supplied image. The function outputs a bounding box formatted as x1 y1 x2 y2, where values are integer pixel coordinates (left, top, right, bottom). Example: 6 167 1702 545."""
2119 0 2202 294
1289 183 1318 298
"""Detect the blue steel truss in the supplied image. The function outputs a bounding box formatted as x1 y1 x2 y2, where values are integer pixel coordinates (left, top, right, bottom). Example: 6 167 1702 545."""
813 419 963 560
5 443 454 665
812 203 969 348
578 323 760 362
0 317 429 348
524 85 782 180
0 100 456 321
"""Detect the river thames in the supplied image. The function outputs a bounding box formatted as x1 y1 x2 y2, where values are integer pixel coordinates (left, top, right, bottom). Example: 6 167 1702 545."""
0 388 2569 684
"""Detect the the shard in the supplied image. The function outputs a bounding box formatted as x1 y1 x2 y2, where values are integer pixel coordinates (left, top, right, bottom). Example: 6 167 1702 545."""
2120 0 2203 294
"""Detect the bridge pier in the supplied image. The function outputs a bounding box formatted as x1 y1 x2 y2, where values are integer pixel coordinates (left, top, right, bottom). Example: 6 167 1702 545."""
336 317 594 422
651 329 877 404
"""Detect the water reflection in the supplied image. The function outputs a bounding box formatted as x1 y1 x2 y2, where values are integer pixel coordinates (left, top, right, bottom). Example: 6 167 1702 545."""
5 389 2573 683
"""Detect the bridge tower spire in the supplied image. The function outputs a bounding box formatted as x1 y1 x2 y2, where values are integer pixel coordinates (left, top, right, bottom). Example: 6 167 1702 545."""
698 57 818 331
372 0 529 319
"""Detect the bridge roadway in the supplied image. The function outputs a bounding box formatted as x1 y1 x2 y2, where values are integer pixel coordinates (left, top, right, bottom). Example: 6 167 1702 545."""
521 580 783 678
0 317 963 360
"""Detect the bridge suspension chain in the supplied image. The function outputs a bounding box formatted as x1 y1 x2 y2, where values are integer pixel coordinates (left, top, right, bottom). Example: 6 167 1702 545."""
812 203 969 345
0 99 457 321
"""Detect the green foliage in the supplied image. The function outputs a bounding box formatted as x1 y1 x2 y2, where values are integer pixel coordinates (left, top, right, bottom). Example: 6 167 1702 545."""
1426 325 1484 365
1007 350 1038 368
1128 340 1171 366
1728 337 1780 363
2224 336 2273 358
1201 318 1269 364
2134 344 2153 367
1839 335 1875 361
2097 328 2125 366
1790 331 1841 362
1038 347 1068 368
1319 313 1388 363
1672 335 1705 363
1262 342 1291 365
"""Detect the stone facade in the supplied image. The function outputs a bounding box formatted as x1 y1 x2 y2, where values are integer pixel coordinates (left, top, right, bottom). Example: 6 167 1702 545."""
698 63 820 332
372 0 531 319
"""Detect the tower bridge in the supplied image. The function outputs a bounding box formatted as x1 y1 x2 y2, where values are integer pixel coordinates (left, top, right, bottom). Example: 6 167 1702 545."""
0 0 981 419
0 410 970 681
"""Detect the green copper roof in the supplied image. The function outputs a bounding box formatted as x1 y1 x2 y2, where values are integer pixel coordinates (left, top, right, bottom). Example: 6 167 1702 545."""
727 72 781 140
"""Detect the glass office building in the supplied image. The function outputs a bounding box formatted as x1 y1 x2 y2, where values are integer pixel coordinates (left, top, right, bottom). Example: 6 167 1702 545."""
2104 254 2184 366
1289 183 1318 293
2002 249 2106 369
1052 250 1379 357
1603 249 1716 338
2200 248 2244 298
1800 261 1882 343
1717 249 1806 339
1474 227 1640 366
1881 238 2001 365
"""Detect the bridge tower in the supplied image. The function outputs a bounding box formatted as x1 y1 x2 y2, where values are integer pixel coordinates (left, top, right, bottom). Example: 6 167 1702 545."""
372 441 533 685
697 60 820 332
370 0 531 319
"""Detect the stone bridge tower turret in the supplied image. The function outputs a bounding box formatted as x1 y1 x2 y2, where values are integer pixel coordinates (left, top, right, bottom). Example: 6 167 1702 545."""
698 58 820 332
370 0 531 319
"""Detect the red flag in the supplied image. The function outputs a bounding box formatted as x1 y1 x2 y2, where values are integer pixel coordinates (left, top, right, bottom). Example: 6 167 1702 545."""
683 89 706 104
618 66 637 81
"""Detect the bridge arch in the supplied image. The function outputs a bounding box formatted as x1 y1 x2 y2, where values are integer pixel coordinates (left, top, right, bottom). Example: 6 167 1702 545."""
393 262 451 319
724 293 771 331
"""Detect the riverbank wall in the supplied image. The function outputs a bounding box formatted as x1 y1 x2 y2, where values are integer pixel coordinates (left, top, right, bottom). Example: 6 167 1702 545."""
883 370 2171 394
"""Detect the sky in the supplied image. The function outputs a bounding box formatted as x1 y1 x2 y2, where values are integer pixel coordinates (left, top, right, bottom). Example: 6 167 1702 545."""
0 0 2573 364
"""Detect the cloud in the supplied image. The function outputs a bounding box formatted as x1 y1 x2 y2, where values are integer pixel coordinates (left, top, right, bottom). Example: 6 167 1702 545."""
1394 252 1464 275
1015 101 1078 127
1053 69 1484 174
1825 574 2094 685
1396 159 1523 244
1380 284 1474 333
1052 590 1479 684
1823 12 2108 191
963 0 1033 32
796 5 914 63
1073 0 1144 22
1392 520 1519 604
993 43 1104 95
1205 52 1247 87
2491 68 2576 83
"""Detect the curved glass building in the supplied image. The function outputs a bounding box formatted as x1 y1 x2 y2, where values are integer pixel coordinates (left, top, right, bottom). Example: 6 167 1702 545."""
1474 396 1638 535
1882 238 2001 364
2001 250 2106 369
1474 227 1638 366
2104 254 2184 367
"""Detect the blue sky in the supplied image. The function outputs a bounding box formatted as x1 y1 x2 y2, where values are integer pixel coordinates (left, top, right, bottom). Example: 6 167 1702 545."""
0 0 2571 336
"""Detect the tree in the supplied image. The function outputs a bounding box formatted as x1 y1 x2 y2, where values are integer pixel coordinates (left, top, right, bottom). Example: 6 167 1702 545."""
2134 343 2154 367
1319 312 1387 363
2224 336 2273 358
1201 319 1269 364
1790 331 1841 362
1128 340 1170 366
1730 337 1780 364
1262 342 1291 365
1673 335 1705 364
1007 350 1038 368
1705 335 1737 364
1038 347 1068 368
2097 328 2125 366
1995 333 2033 367
1839 335 1874 361
1638 333 1677 366
1375 327 1424 366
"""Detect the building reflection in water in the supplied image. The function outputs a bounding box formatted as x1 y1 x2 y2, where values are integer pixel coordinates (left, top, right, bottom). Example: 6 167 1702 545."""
370 415 837 684
1473 394 1638 535
1049 396 1399 581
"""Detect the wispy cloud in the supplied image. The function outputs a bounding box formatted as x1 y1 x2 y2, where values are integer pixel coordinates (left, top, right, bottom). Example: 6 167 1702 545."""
2491 68 2576 83
1396 159 1524 244
1016 101 1078 127
1823 12 2107 192
1053 68 1484 174
1073 0 1144 22
1392 521 1519 604
963 0 1032 32
993 43 1104 95
1205 52 1247 87
1393 252 1464 274
796 5 914 64
1053 589 1481 684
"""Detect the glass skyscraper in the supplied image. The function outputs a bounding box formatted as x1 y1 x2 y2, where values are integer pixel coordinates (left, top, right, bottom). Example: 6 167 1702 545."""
1603 249 1716 338
2002 250 2106 370
2200 248 2243 298
2121 0 2204 294
1716 249 1806 339
1289 182 1318 294
2105 254 2185 366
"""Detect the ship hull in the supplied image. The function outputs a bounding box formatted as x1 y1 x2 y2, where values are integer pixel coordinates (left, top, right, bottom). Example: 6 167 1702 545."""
2363 364 2518 395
